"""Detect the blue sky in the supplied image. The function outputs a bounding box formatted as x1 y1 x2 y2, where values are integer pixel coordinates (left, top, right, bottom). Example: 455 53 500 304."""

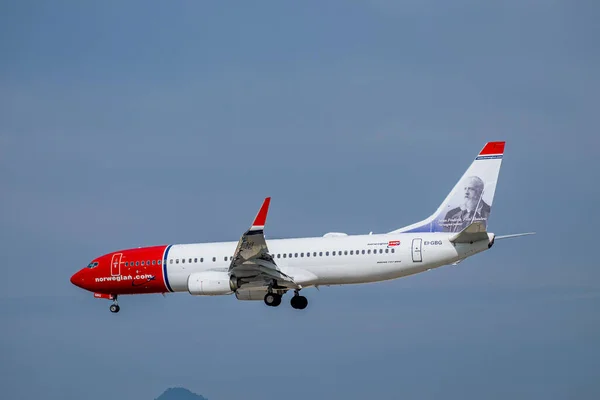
1 1 599 399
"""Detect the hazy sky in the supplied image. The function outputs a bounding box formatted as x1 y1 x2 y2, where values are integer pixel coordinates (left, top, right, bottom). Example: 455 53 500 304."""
1 1 599 399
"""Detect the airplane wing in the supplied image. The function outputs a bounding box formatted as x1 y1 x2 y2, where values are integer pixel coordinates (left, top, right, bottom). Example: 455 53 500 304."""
228 197 299 290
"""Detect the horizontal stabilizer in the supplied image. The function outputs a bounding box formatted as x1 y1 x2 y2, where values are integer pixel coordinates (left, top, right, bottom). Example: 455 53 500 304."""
449 221 489 243
495 232 536 240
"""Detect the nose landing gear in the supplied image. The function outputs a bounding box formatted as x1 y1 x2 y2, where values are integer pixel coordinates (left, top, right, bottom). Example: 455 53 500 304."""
109 295 120 313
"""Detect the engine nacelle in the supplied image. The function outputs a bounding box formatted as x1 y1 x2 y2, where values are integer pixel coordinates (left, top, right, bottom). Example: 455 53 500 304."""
187 271 236 296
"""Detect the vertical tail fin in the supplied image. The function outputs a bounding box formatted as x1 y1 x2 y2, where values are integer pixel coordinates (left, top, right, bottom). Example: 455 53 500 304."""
389 141 505 234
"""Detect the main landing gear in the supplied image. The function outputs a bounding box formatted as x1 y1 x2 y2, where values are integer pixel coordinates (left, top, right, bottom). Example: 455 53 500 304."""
109 295 120 313
263 290 308 310
290 290 308 310
263 292 282 307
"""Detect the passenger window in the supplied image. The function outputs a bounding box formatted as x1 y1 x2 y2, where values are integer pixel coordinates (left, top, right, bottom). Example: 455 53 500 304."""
182 259 185 264
313 252 317 257
283 254 287 258
344 251 348 255
277 254 280 258
158 260 162 265
362 250 365 254
200 258 204 262
319 252 322 256
368 250 371 254
306 252 310 257
288 253 292 258
169 259 173 264
295 253 298 258
350 250 354 255
194 258 197 263
151 260 154 265
135 261 139 266
141 261 145 266
124 262 128 266
212 257 216 262
224 256 227 261
385 249 389 253
301 253 304 257
391 248 395 253
326 251 329 256
176 259 179 264
379 249 383 253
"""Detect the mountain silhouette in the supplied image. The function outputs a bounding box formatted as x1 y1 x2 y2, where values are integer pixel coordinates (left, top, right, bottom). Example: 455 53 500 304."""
155 387 208 400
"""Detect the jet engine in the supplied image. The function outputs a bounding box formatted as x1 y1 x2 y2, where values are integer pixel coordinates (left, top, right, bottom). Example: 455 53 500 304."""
187 271 238 296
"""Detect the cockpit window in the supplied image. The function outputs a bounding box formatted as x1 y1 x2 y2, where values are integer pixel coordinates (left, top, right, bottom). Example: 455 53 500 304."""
86 262 99 269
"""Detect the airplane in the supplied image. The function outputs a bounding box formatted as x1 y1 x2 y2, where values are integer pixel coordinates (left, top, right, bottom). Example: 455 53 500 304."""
70 141 534 313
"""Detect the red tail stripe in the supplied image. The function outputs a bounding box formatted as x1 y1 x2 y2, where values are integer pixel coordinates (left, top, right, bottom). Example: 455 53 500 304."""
479 141 505 155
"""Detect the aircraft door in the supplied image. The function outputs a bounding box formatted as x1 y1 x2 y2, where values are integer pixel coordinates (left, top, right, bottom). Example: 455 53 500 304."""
110 253 122 276
412 239 422 263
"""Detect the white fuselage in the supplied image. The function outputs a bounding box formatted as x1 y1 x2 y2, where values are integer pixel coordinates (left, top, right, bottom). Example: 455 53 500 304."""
164 232 492 293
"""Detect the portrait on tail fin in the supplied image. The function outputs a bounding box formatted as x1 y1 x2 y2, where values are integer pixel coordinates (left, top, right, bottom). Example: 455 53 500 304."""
440 175 491 232
386 141 503 234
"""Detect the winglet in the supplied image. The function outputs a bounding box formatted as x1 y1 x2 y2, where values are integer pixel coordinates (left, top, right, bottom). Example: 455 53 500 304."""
251 197 271 230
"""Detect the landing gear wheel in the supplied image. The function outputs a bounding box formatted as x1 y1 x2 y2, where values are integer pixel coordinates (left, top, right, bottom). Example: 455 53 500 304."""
264 293 282 307
109 304 120 313
290 295 308 310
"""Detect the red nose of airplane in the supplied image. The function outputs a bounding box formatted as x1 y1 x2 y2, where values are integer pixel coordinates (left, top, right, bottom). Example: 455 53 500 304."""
70 270 85 289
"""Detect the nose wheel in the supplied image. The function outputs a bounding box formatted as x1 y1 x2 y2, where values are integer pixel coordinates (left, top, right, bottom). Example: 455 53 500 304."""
109 296 120 313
